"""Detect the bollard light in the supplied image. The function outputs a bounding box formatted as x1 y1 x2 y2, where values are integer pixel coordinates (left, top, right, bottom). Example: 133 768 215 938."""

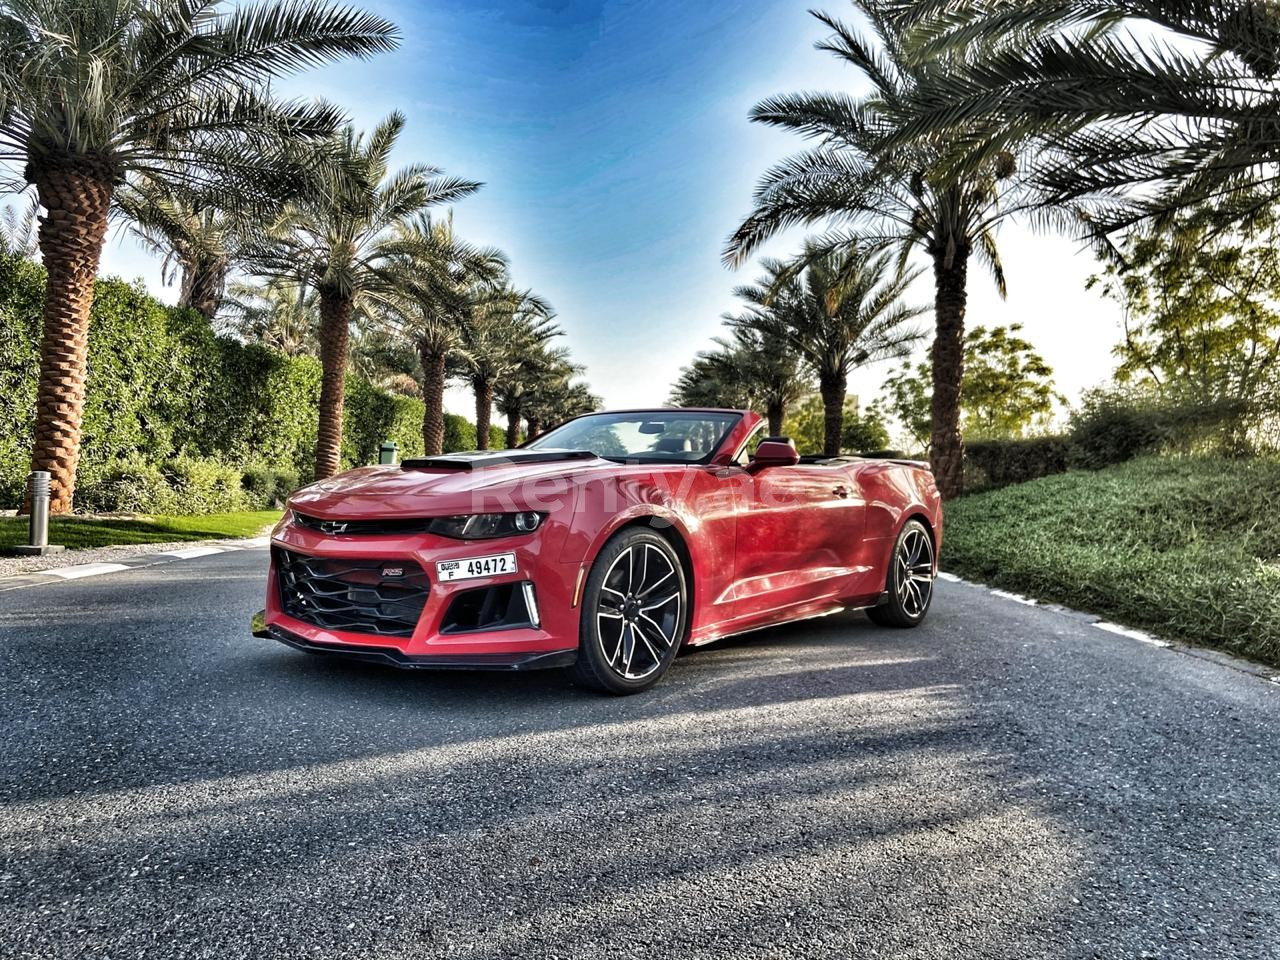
10 470 65 556
379 440 399 465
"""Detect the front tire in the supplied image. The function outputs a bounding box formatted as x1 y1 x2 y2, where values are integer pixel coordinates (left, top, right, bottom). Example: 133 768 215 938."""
867 519 935 628
573 528 687 695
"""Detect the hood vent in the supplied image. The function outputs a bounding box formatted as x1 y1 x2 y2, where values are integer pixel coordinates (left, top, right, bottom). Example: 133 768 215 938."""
400 449 596 472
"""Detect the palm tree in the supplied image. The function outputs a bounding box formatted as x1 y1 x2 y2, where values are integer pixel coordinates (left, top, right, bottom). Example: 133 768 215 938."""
0 0 398 511
526 379 600 438
120 182 248 319
670 348 755 412
457 288 558 450
730 243 925 456
250 113 481 478
717 284 814 434
880 0 1280 236
381 214 507 455
669 333 809 435
724 1 1026 496
0 195 38 258
223 278 318 356
496 344 577 448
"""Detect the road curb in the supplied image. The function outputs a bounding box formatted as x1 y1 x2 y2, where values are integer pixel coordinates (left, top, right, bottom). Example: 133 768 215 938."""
940 568 1278 687
0 537 270 592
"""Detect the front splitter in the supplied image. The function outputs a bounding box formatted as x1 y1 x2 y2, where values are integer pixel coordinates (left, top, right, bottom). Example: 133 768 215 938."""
260 621 577 672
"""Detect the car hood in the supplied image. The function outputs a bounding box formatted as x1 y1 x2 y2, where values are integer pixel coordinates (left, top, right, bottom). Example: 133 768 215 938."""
289 449 617 518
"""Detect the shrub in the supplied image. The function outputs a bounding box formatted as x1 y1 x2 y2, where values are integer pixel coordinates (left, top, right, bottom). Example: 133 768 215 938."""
77 458 178 514
343 376 426 468
240 461 300 510
489 424 507 449
443 414 477 453
1069 387 1252 467
965 436 1074 491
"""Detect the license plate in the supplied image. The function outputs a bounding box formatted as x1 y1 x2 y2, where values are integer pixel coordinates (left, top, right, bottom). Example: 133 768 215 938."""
435 552 517 582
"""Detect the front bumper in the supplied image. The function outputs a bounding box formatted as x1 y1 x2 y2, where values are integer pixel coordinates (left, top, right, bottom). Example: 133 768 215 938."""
257 523 585 665
257 619 576 671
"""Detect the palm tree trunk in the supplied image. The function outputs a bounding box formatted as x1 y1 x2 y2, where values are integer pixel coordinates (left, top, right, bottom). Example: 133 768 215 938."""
930 250 969 499
27 164 114 515
474 378 494 450
420 345 447 456
506 406 522 448
818 370 846 457
315 287 352 480
179 256 229 320
766 398 785 437
527 415 543 440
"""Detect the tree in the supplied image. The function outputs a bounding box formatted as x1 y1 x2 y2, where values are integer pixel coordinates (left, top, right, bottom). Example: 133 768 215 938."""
496 344 578 448
882 324 1062 446
724 1 1027 496
121 183 247 319
0 196 38 258
223 278 318 356
457 288 557 450
0 0 398 511
841 400 892 452
881 0 1280 238
1088 207 1280 447
526 379 600 438
782 393 890 454
730 242 924 456
669 329 810 434
380 214 507 455
250 113 480 478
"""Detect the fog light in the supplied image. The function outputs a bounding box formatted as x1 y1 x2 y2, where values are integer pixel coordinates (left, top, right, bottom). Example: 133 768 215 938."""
514 511 542 532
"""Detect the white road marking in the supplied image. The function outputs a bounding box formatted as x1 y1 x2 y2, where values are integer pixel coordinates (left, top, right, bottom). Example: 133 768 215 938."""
237 537 270 548
1094 621 1170 648
990 588 1036 606
45 563 130 580
936 572 964 583
156 546 225 560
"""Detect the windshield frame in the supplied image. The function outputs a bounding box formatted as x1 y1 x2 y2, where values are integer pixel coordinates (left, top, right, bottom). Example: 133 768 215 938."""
525 410 744 465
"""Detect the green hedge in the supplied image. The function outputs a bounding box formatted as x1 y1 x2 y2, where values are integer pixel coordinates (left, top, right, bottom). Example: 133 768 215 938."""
0 250 483 512
961 391 1263 493
965 437 1075 491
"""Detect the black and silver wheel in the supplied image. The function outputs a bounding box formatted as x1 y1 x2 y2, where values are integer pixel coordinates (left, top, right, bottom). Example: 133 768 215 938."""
574 528 687 694
867 519 935 628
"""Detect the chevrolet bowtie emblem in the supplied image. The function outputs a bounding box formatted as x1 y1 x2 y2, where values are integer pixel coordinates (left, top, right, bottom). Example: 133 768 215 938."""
320 520 349 534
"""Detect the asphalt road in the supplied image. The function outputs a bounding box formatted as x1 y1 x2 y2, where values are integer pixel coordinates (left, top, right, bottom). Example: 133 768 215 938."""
1 547 1277 960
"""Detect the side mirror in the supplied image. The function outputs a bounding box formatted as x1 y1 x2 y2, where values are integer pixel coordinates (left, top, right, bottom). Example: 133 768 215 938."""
748 439 800 471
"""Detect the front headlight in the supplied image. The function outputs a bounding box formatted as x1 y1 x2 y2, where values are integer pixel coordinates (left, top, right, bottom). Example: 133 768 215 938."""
428 512 545 540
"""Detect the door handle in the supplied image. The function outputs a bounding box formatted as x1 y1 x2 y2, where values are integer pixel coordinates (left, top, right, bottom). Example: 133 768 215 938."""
832 485 849 499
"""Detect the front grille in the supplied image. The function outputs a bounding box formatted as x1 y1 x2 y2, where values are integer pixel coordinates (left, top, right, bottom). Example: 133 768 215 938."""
293 513 434 537
273 547 430 637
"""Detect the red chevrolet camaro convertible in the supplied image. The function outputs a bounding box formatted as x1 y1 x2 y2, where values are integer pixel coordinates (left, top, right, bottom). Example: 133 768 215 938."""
254 408 942 694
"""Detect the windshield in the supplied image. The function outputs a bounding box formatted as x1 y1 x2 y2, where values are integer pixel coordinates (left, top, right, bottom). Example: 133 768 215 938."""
527 411 741 463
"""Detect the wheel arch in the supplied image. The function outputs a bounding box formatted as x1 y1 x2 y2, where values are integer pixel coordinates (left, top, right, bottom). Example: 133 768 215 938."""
583 513 697 646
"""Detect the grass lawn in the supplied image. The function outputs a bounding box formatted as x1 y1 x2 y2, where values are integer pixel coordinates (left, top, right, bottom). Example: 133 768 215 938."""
0 511 280 552
944 456 1280 668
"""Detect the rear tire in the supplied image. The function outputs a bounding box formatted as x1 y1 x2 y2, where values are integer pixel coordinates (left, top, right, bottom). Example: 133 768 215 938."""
573 528 687 695
867 519 935 628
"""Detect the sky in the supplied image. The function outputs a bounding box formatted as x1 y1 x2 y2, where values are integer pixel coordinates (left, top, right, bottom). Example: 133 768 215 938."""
90 0 1125 423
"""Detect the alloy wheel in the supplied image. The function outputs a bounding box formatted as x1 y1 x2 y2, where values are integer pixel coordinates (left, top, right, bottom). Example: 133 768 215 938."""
595 543 682 680
895 526 935 618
